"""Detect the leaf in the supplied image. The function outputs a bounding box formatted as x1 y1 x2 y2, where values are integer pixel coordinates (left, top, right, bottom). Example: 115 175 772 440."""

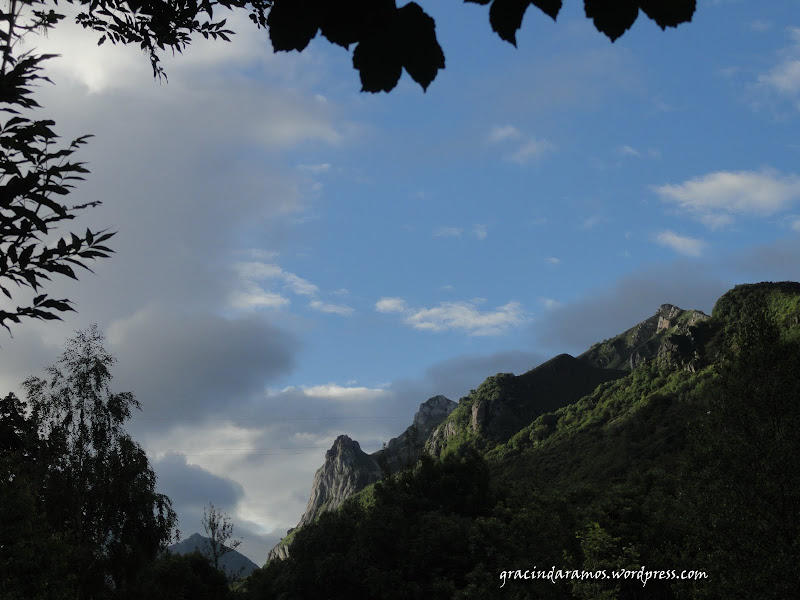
638 0 695 30
489 0 532 46
268 0 320 52
584 0 638 42
353 33 403 93
86 228 94 246
531 0 562 20
18 245 34 269
397 2 445 90
98 35 107 46
319 0 379 49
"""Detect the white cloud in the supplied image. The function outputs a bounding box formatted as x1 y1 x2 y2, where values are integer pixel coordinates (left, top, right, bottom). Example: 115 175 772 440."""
309 300 354 316
510 138 555 164
375 297 408 313
472 224 488 240
546 256 561 265
653 169 800 228
283 384 386 402
377 297 527 336
233 261 318 297
791 217 800 232
405 301 526 336
434 226 463 238
228 284 290 310
760 60 800 95
756 27 800 104
655 230 706 257
488 125 553 164
488 124 523 143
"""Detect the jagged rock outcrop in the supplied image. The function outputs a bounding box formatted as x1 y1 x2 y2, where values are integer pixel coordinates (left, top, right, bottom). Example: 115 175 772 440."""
579 304 709 371
266 539 291 562
266 397 457 563
373 395 457 473
300 434 382 527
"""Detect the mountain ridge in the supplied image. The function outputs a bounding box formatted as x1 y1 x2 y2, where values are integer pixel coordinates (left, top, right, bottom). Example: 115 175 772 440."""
169 532 258 580
265 300 714 564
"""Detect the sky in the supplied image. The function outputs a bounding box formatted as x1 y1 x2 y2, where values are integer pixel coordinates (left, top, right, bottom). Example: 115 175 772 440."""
2 0 800 563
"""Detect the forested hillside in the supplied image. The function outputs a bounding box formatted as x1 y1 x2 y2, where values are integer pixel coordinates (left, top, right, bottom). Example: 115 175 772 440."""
242 282 800 599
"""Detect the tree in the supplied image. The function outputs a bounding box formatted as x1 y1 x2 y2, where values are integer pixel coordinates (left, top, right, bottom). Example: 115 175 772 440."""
1 0 116 335
6 0 695 93
679 308 800 599
202 502 244 581
20 324 178 599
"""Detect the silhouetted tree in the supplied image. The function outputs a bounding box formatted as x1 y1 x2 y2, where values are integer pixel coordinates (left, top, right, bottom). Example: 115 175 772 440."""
20 324 177 599
1 1 115 335
5 0 695 92
202 502 244 580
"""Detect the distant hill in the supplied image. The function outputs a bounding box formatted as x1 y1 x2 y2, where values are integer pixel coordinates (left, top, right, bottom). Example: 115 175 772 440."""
168 532 258 580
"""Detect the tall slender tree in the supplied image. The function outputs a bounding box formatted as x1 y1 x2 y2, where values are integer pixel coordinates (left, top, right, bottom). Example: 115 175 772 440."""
21 324 177 599
202 502 244 581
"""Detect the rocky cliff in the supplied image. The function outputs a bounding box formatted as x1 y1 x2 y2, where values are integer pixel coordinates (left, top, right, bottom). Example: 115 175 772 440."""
578 304 710 371
299 434 382 527
426 354 627 457
266 396 456 563
373 395 457 473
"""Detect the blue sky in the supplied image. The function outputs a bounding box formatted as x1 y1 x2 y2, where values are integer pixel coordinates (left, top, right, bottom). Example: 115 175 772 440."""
2 0 800 563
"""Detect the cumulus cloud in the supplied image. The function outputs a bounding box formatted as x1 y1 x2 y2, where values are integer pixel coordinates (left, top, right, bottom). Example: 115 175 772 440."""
488 124 523 143
228 284 290 311
655 230 707 257
653 169 800 228
510 138 556 164
279 383 386 402
229 261 354 317
377 298 527 336
106 306 298 432
758 27 800 98
375 297 409 313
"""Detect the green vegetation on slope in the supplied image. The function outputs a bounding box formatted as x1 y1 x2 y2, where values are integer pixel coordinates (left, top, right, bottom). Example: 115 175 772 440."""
242 282 800 600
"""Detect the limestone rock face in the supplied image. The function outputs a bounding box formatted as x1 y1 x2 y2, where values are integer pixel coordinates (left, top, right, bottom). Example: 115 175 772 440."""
376 395 457 472
266 541 290 562
579 304 710 371
299 434 382 527
266 398 457 564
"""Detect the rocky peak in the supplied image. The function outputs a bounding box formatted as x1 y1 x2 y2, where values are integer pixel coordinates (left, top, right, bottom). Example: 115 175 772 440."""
579 304 709 371
379 395 457 473
298 434 381 528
